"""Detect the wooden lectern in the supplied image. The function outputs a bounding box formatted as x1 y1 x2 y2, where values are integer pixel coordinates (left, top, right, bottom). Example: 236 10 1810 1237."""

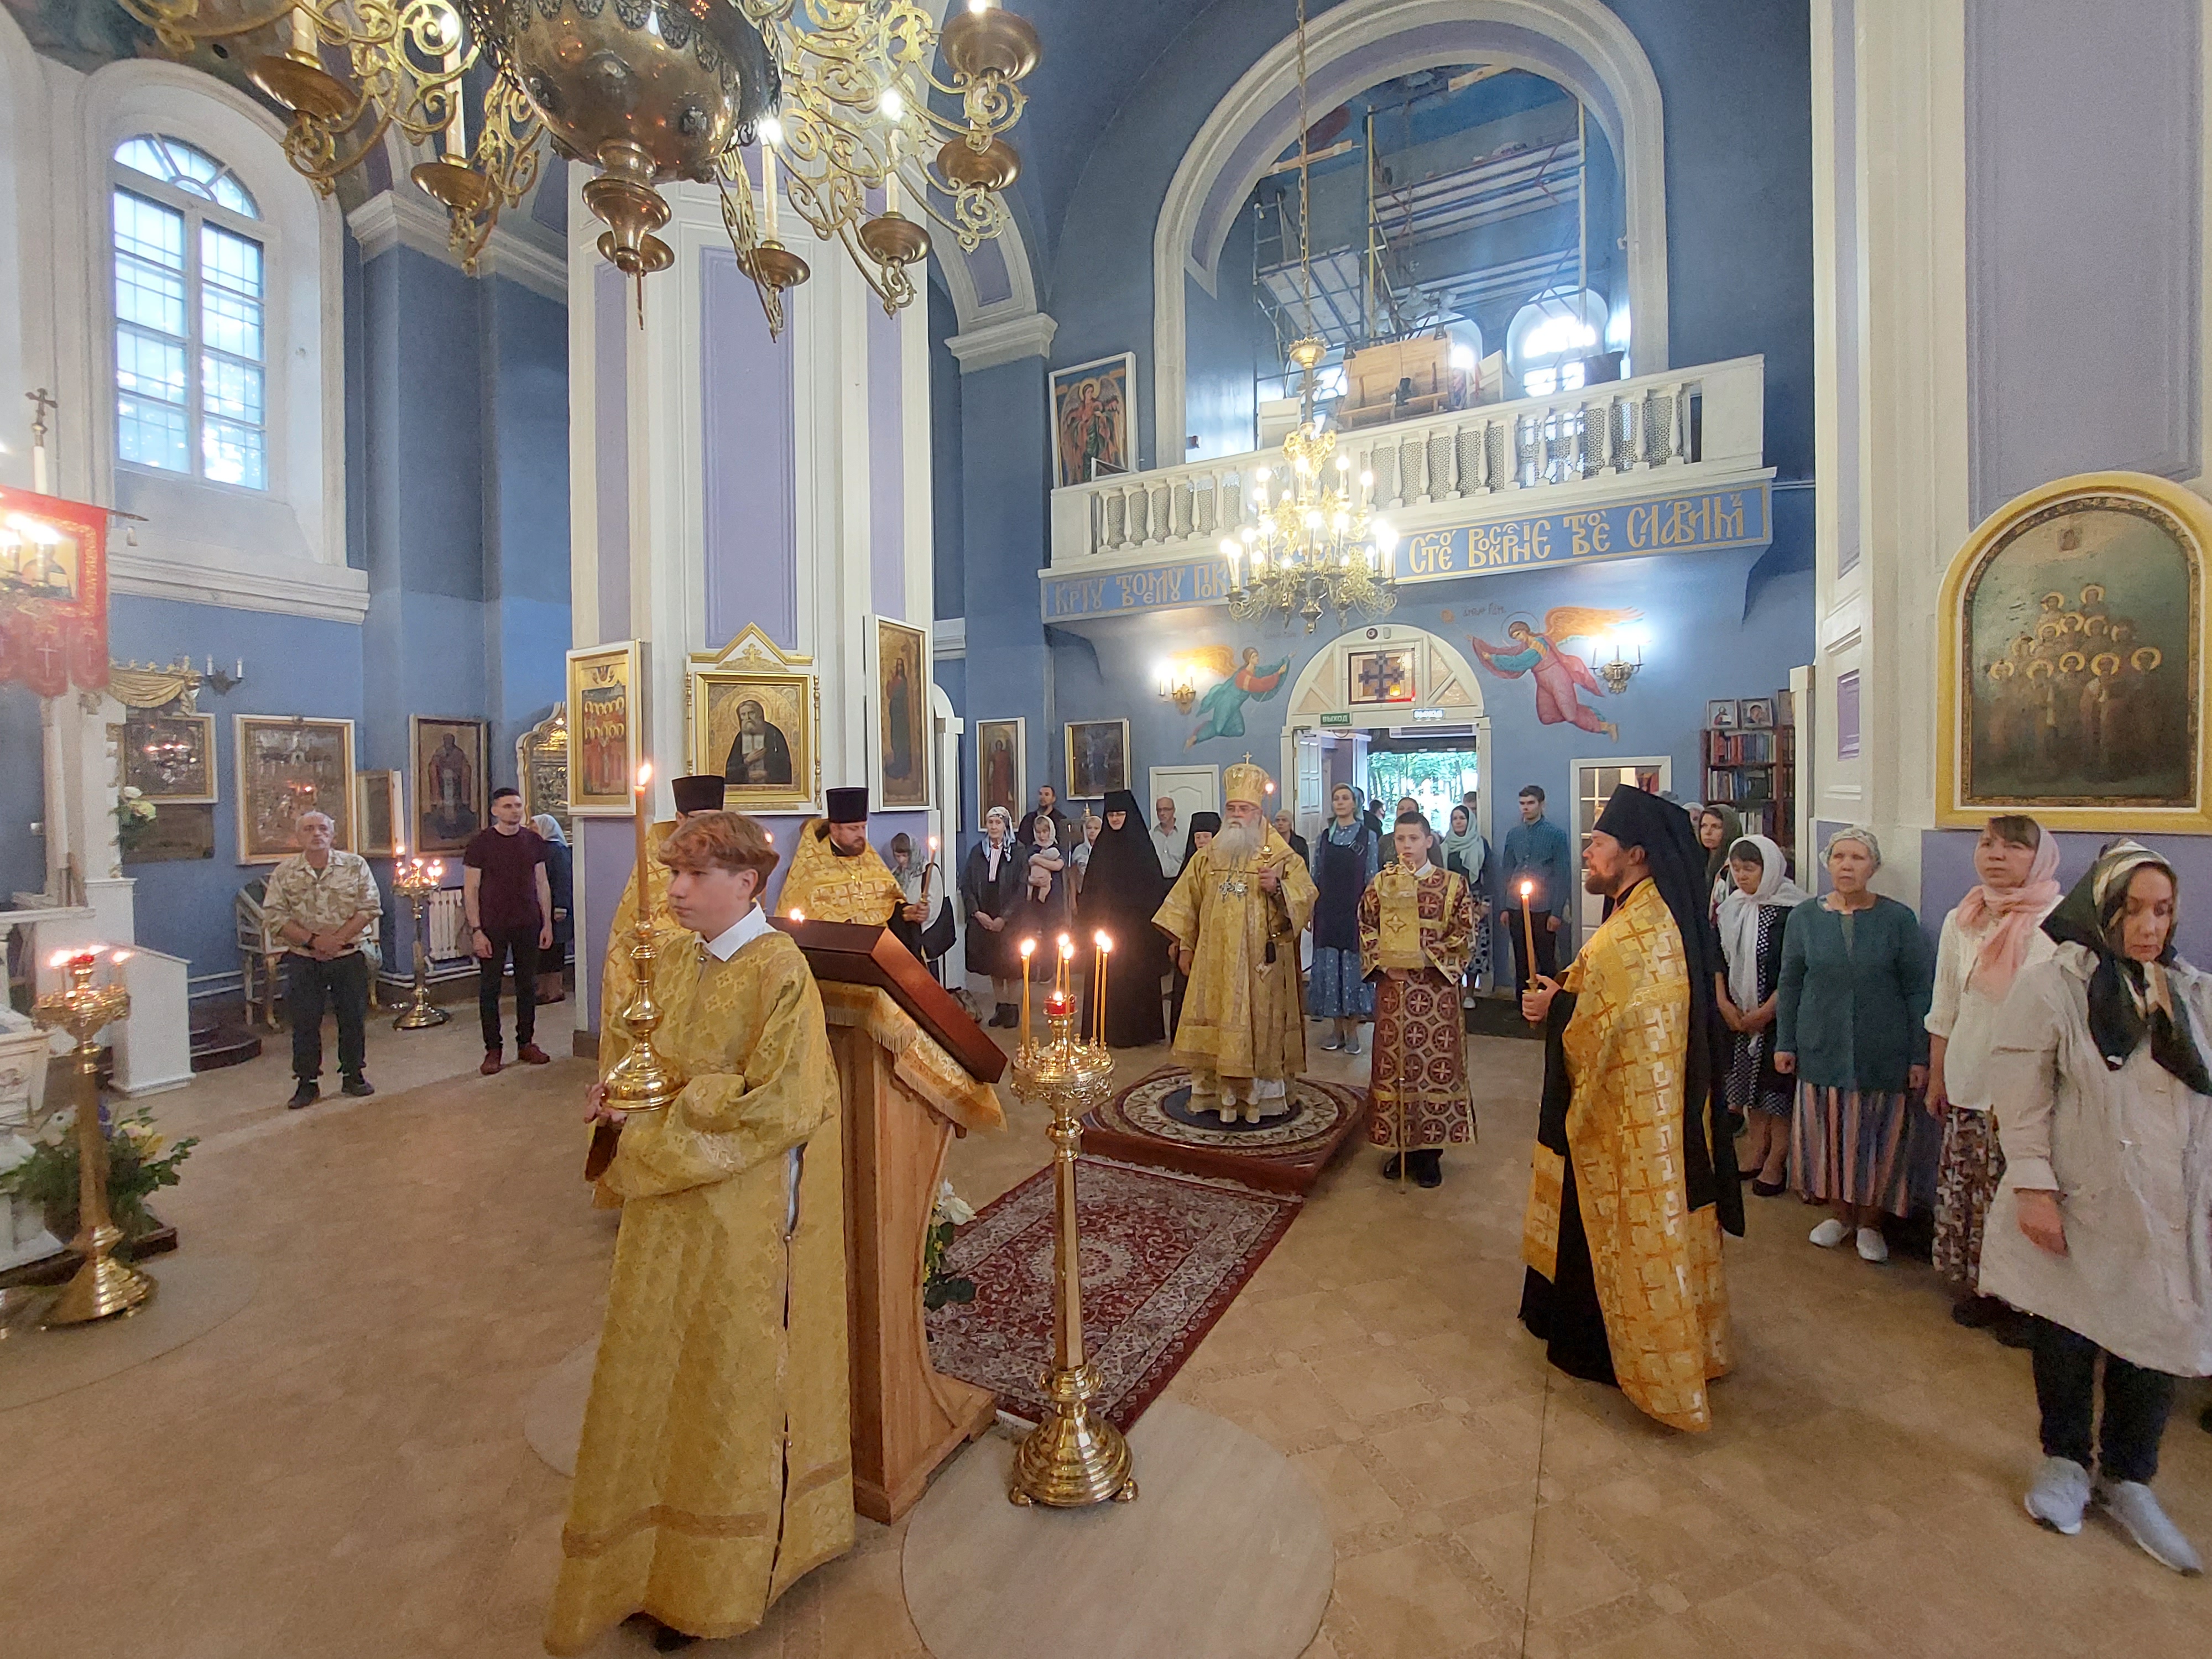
774 918 1006 1523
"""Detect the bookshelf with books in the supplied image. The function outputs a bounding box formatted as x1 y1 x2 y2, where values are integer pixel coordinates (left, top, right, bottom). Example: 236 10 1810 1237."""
1702 709 1796 863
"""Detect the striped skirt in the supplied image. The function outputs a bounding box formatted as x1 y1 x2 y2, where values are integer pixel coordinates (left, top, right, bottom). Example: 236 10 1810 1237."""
1790 1083 1914 1217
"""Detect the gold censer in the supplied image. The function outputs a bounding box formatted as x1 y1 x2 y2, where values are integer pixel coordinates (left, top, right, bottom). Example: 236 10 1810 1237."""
1005 959 1135 1508
32 948 152 1326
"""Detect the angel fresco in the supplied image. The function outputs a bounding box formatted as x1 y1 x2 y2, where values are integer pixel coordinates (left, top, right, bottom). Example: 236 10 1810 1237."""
1185 645 1292 748
1469 606 1642 740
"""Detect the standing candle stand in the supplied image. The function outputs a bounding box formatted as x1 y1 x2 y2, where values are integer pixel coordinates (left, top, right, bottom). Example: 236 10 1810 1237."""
1005 936 1136 1507
32 947 149 1327
585 763 686 1180
391 847 451 1030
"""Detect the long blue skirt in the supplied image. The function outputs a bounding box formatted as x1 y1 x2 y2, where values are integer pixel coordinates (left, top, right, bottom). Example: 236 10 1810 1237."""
1308 946 1374 1019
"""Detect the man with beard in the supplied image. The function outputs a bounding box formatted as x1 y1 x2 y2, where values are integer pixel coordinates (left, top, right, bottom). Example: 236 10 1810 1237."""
1517 783 1743 1432
1154 761 1317 1123
723 699 794 786
776 786 928 956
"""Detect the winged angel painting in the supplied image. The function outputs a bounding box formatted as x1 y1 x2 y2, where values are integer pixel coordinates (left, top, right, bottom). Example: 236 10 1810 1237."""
1470 607 1642 740
1183 645 1292 748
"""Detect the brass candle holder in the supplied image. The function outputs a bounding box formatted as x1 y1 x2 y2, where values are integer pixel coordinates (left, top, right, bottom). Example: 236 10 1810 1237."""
392 852 451 1030
32 947 149 1327
1006 992 1135 1507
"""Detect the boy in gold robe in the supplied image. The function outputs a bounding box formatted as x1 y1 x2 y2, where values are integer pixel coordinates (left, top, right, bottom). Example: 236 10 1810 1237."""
597 773 728 1036
1517 784 1742 1432
1153 761 1317 1123
549 811 851 1653
1359 809 1478 1187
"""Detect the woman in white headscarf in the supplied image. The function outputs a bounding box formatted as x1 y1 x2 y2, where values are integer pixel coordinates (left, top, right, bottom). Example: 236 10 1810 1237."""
1715 834 1809 1194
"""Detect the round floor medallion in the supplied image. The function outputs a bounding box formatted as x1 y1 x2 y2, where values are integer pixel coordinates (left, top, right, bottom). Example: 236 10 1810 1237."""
901 1398 1332 1659
1099 1068 1353 1157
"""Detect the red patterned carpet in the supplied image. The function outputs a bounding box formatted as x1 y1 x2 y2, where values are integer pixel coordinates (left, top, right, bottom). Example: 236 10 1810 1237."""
924 1156 1301 1431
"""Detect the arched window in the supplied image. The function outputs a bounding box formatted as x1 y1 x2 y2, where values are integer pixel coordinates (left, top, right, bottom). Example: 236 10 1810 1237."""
1505 287 1607 399
111 134 268 489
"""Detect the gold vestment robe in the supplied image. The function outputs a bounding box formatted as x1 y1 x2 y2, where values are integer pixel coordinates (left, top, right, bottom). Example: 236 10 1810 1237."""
546 927 852 1652
1520 878 1731 1432
777 820 904 924
1153 829 1317 1095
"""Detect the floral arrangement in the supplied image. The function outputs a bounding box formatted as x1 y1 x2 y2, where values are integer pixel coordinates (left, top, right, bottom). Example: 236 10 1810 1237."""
114 784 156 851
0 1105 197 1244
922 1180 977 1311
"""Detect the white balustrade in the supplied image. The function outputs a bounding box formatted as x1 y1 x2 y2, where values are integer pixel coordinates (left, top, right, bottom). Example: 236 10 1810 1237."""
1050 356 1766 568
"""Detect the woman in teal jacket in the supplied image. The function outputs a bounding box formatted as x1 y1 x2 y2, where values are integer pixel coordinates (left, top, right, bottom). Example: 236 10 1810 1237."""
1775 826 1934 1264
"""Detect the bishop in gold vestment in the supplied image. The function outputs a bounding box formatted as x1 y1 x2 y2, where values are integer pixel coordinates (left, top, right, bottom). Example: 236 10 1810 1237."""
1153 763 1317 1121
1518 785 1741 1433
549 813 852 1652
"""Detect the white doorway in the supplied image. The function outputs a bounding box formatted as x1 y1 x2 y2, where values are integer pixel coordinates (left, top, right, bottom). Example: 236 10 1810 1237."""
1150 765 1219 848
1572 756 1672 937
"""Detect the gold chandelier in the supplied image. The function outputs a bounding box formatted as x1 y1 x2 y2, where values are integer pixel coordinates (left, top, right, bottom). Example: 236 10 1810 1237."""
1221 0 1394 634
118 0 1040 335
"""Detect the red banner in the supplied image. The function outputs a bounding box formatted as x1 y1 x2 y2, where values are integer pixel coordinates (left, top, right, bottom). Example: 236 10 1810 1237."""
0 484 109 697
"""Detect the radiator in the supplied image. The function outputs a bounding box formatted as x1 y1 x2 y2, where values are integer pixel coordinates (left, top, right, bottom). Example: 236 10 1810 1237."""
425 889 470 961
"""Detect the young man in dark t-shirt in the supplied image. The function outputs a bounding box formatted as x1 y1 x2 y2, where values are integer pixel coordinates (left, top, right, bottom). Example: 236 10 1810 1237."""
463 786 554 1073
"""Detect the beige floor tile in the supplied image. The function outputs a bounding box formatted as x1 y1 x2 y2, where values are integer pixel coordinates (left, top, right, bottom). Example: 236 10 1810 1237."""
1291 1441 1409 1533
1307 1348 1438 1419
1333 1539 1503 1656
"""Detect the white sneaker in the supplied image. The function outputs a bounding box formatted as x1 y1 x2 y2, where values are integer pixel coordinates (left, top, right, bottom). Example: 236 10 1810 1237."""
1809 1218 1849 1248
2097 1478 2205 1574
1855 1226 1890 1263
2026 1456 2091 1536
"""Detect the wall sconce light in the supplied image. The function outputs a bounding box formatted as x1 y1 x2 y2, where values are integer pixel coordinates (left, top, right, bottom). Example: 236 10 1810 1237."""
1157 662 1196 715
203 655 246 695
1594 631 1642 697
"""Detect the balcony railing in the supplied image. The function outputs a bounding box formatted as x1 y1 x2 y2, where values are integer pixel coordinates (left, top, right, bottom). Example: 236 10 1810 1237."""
1050 356 1765 568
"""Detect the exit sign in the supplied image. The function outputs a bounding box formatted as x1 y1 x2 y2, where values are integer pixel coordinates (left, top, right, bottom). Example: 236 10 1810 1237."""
1319 712 1352 727
1412 708 1446 723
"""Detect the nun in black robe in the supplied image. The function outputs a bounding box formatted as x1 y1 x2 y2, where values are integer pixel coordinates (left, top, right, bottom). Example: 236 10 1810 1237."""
1077 789 1171 1046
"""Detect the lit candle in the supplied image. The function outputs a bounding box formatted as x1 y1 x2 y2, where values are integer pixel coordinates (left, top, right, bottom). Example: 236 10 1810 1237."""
1093 931 1112 1045
761 142 780 240
442 40 467 159
921 834 938 908
1019 938 1035 1046
790 908 805 923
633 760 654 926
884 164 901 217
1056 932 1072 1001
1519 879 1538 1015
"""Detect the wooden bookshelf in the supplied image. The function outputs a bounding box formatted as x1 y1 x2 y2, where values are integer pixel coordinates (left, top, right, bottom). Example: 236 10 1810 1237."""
1701 718 1796 862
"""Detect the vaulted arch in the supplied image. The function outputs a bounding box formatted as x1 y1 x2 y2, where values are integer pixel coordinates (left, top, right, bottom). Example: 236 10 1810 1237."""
1154 0 1668 450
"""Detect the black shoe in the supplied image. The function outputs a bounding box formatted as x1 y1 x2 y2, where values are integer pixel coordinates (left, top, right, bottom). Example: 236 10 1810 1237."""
1412 1150 1443 1189
1381 1154 1404 1180
341 1074 375 1098
287 1081 318 1110
2200 1401 2212 1434
1990 1310 2037 1350
1951 1295 2004 1329
994 1004 1018 1028
649 1621 699 1652
1751 1177 1785 1198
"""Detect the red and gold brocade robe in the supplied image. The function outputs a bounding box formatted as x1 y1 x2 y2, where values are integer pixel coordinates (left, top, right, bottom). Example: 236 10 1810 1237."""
1358 862 1477 1150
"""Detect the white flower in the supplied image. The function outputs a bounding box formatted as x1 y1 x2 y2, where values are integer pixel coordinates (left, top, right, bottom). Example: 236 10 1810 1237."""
934 1179 975 1226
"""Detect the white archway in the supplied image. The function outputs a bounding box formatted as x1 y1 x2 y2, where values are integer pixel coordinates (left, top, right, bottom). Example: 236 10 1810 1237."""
1276 625 1493 851
1154 0 1668 456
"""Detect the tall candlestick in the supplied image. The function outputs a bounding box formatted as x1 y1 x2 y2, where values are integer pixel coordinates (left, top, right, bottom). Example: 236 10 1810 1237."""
1093 931 1112 1045
634 760 654 915
1518 879 1538 1015
1057 933 1072 1001
1019 938 1035 1048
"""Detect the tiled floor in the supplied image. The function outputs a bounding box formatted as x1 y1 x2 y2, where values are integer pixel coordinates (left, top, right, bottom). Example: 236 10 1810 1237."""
3 1004 2207 1657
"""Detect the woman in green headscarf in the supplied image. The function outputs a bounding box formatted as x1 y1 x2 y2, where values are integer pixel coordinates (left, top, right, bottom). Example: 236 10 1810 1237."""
1981 840 2212 1574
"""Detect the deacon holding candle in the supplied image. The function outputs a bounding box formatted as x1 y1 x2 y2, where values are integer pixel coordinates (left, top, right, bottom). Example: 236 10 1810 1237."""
1152 760 1317 1124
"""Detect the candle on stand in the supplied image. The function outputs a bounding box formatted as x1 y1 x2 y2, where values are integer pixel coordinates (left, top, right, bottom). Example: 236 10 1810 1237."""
762 143 780 239
633 761 655 922
1518 880 1538 1015
1057 935 1073 1005
1093 931 1112 1043
1019 938 1036 1046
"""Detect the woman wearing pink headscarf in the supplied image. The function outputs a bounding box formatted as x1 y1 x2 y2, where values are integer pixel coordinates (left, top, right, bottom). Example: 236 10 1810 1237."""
1926 814 2062 1335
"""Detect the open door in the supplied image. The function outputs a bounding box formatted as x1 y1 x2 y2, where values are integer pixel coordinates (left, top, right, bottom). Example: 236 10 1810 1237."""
1573 757 1671 939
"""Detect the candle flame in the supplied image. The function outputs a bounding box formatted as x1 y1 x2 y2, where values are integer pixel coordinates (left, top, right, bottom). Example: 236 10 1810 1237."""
790 909 805 923
1520 880 1533 898
1094 930 1111 951
395 839 406 858
1058 937 1074 959
1019 938 1036 958
111 950 133 965
637 761 653 789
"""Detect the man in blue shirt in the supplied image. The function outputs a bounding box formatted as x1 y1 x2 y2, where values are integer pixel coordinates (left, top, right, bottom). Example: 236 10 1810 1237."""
1500 784 1573 991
